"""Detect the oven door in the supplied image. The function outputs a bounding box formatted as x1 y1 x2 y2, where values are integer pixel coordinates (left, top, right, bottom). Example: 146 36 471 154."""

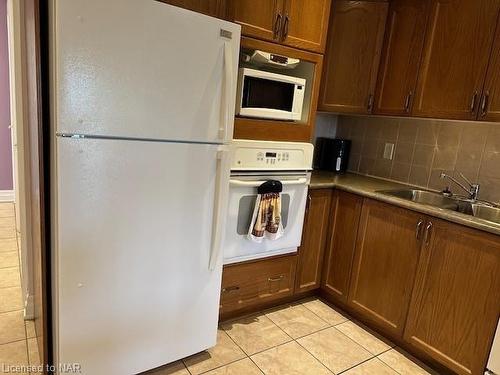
223 172 310 264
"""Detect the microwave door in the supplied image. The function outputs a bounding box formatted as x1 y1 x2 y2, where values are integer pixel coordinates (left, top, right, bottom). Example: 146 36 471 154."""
236 68 305 121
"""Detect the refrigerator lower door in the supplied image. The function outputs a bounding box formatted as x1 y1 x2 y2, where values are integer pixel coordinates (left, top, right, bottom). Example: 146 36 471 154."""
54 137 226 374
52 0 240 143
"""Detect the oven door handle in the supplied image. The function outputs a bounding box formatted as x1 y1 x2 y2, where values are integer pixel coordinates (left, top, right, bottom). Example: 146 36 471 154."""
229 177 308 187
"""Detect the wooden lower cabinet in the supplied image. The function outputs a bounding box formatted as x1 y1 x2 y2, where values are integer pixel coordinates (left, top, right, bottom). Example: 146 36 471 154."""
348 199 424 337
220 254 297 317
322 190 362 303
295 189 332 293
404 218 500 375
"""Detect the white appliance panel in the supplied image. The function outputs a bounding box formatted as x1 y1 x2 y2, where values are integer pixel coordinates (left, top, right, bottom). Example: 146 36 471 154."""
224 175 309 264
487 320 500 374
55 138 224 374
53 0 240 143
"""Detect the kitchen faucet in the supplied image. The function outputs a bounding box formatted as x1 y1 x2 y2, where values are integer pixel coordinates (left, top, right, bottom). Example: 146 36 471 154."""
440 171 480 200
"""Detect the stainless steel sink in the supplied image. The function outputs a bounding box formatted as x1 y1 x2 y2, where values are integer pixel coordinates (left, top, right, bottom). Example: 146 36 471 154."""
471 205 500 224
378 188 500 225
378 189 459 210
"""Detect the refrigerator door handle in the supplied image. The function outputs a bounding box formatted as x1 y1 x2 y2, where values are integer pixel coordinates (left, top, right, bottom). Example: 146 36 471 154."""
219 41 233 143
209 146 231 270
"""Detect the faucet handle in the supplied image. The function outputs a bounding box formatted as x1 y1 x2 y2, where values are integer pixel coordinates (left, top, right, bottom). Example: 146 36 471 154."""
457 171 474 187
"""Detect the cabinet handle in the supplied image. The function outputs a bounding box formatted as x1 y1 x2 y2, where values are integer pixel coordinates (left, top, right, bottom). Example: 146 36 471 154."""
282 14 289 40
222 285 240 293
470 91 478 115
423 222 433 246
480 92 489 117
415 219 424 240
273 13 282 40
268 275 284 282
404 91 413 113
367 94 374 113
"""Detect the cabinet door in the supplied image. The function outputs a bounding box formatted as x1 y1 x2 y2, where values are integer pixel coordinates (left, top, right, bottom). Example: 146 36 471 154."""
227 0 283 42
404 219 500 375
413 0 500 120
348 200 424 337
322 191 362 304
374 0 430 116
158 0 226 18
281 0 331 53
319 1 388 114
295 189 332 293
480 16 500 122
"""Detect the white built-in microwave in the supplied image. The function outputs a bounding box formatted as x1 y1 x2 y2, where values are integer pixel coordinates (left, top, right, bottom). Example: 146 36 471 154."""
236 68 306 121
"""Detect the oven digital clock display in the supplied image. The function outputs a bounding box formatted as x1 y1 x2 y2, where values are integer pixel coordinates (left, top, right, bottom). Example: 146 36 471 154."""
265 152 277 158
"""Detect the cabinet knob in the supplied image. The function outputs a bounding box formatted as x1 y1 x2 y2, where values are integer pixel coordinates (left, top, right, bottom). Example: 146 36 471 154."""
470 91 479 116
367 94 374 113
273 13 282 40
222 285 240 293
415 219 424 240
404 91 413 113
423 222 433 246
480 92 489 117
282 14 289 40
268 275 284 282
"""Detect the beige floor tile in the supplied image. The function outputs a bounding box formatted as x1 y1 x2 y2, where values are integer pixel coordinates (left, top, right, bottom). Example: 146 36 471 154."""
0 310 26 345
297 327 372 374
251 341 331 375
265 304 329 339
0 252 19 269
183 330 245 375
0 267 21 288
144 361 189 375
221 314 291 355
0 340 29 374
203 358 262 375
0 238 17 253
336 321 392 355
301 298 348 326
378 349 434 375
27 338 40 366
0 286 23 313
25 321 36 339
343 358 398 374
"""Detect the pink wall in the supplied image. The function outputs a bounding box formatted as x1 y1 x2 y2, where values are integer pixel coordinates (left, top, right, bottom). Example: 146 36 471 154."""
0 0 11 190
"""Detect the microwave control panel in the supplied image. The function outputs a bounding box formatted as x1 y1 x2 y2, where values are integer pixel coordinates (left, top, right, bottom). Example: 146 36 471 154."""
230 141 314 171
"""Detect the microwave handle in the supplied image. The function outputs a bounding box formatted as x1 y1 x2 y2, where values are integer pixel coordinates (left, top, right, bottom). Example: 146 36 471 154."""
219 41 234 143
229 177 308 187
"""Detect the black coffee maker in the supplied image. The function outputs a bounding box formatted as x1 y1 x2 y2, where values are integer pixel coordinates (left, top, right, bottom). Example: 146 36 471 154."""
315 138 351 173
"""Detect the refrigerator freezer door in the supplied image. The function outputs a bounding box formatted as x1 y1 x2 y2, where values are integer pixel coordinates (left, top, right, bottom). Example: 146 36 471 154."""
52 0 240 143
54 137 225 374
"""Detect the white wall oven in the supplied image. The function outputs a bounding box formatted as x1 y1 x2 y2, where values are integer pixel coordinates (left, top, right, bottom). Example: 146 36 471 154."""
224 140 313 264
236 68 306 121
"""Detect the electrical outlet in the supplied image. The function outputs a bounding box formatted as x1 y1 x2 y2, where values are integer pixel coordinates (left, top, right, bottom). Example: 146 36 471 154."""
383 143 395 160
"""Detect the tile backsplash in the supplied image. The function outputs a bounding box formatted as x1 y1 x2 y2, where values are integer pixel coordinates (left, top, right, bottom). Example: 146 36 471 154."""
336 115 500 204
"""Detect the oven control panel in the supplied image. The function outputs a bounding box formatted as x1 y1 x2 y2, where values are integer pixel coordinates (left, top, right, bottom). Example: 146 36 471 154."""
230 140 313 171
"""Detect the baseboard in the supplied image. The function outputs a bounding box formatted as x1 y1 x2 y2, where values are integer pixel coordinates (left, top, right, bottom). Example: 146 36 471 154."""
0 190 14 202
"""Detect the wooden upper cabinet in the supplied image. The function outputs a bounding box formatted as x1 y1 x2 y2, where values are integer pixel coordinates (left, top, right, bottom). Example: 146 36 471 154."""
413 0 500 120
348 199 424 337
158 0 226 18
227 0 284 42
322 190 362 304
281 0 331 53
319 1 388 114
480 16 500 122
374 0 430 116
296 189 332 293
404 219 500 375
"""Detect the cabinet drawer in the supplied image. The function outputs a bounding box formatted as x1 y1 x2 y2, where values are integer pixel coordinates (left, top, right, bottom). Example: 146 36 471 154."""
220 255 297 315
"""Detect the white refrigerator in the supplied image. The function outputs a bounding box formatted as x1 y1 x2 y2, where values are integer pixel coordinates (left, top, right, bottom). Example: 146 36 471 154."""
49 1 240 374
